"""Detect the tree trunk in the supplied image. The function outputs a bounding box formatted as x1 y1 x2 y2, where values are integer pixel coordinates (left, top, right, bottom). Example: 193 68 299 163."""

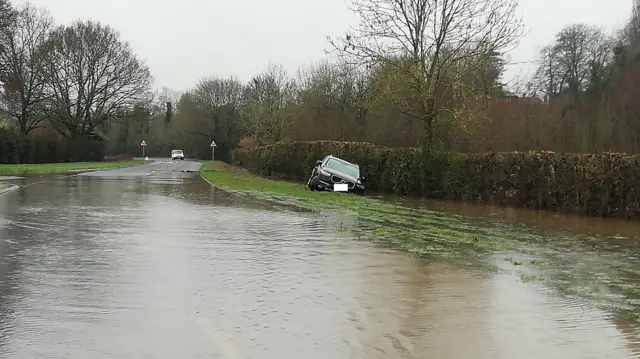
420 116 435 152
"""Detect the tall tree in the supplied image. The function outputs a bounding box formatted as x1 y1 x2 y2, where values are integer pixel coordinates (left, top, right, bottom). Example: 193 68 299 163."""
0 0 15 110
328 0 524 149
192 75 244 156
0 3 53 135
155 86 180 127
531 24 613 101
0 0 14 35
39 20 152 138
164 101 172 127
241 63 296 144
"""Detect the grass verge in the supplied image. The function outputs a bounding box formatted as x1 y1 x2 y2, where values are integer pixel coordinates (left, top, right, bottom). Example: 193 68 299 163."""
199 162 521 255
200 161 640 322
200 161 365 206
0 160 145 175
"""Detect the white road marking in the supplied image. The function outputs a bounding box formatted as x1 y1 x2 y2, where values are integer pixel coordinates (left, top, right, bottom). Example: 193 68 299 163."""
145 162 176 176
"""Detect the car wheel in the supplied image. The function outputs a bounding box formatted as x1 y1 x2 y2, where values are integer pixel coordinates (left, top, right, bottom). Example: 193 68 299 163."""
307 176 319 191
306 169 317 190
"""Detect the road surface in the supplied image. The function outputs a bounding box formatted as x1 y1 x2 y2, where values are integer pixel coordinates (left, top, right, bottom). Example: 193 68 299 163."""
78 157 202 179
0 159 638 358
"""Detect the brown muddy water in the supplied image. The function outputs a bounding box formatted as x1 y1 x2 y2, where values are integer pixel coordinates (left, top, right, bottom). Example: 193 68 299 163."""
0 162 639 358
372 192 640 242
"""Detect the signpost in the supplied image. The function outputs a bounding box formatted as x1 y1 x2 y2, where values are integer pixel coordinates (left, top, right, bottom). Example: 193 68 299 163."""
210 140 217 161
141 140 147 160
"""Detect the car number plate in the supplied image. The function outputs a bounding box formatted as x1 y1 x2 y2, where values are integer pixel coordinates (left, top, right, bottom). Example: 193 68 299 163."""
334 183 348 192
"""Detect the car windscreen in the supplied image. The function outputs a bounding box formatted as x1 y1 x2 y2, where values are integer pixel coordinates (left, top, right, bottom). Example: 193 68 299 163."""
325 158 359 178
172 150 183 154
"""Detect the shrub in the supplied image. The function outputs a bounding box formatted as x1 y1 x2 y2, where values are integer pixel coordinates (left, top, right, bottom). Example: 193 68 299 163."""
65 133 108 162
0 128 109 164
231 141 640 219
238 136 255 149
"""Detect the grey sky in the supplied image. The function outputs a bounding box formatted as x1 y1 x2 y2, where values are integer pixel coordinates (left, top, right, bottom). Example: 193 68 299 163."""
11 0 635 92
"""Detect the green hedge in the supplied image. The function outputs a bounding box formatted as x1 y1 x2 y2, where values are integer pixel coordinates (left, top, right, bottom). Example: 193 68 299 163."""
0 129 108 164
232 141 640 219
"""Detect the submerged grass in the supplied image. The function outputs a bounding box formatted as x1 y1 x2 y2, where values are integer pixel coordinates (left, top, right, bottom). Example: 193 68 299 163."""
0 160 144 175
200 161 640 323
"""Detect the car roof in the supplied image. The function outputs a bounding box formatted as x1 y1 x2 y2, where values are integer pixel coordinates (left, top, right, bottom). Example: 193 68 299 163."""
325 155 358 168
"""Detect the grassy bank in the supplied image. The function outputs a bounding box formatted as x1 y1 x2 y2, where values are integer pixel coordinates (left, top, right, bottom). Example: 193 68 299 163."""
200 161 366 208
233 141 640 219
200 160 640 323
0 160 144 175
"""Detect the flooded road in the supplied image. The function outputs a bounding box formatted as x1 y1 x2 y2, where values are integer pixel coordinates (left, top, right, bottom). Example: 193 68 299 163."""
0 159 640 358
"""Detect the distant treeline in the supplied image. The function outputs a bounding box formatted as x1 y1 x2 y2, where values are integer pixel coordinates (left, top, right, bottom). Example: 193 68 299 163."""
116 5 640 163
4 0 640 165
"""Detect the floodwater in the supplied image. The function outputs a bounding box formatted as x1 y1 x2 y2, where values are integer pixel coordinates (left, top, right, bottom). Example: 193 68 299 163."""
0 161 639 358
373 192 640 243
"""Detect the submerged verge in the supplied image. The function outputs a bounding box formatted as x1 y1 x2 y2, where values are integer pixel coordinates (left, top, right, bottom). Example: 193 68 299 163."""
200 161 640 323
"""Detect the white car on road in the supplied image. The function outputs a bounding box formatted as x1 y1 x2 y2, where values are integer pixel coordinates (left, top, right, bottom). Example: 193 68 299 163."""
171 150 185 160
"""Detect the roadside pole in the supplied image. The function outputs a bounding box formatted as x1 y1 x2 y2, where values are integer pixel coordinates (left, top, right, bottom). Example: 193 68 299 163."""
141 140 147 160
210 140 217 162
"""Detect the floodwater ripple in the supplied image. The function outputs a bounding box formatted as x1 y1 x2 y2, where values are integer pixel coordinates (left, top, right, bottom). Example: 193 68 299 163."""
0 176 638 358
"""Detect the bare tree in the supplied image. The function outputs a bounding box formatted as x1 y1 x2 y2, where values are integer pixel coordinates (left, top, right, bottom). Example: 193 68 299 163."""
157 86 181 106
531 45 567 100
39 20 152 138
556 24 613 96
304 61 373 140
0 0 15 119
328 0 524 149
195 76 243 107
0 3 53 135
168 83 244 159
144 86 182 127
0 0 14 36
627 0 640 44
190 76 244 151
241 63 296 144
531 24 613 102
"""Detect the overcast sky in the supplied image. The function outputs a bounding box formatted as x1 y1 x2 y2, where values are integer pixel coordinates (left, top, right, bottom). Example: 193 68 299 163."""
11 0 635 93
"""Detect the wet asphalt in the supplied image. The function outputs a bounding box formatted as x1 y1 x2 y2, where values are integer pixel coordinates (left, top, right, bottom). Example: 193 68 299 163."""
78 157 202 179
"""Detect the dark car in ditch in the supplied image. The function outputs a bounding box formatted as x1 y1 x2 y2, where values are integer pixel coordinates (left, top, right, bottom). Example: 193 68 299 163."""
305 155 365 195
